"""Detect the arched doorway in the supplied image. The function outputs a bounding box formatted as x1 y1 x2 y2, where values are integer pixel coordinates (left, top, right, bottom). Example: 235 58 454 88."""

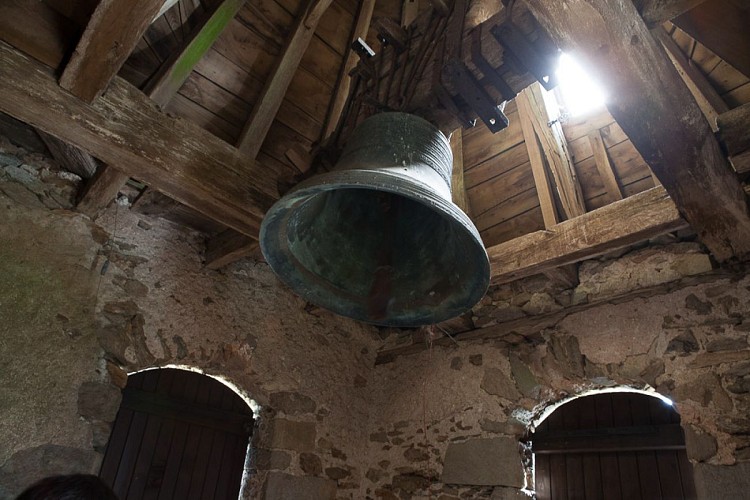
531 391 696 499
99 367 254 499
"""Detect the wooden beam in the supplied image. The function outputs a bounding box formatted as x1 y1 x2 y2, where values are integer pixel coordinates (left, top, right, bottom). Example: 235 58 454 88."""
0 0 79 70
672 0 750 79
449 128 471 215
524 0 750 262
77 0 245 218
717 103 750 174
59 0 165 102
533 424 686 454
653 27 729 132
517 90 559 228
402 0 420 27
520 83 586 220
236 0 334 159
37 130 98 179
588 129 623 203
635 0 709 26
322 0 376 140
0 42 277 236
143 0 245 107
205 230 258 269
76 164 130 218
487 187 688 285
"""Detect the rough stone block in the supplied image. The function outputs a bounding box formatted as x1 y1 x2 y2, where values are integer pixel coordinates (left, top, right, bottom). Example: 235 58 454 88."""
262 472 336 500
693 462 750 500
481 368 521 401
77 381 122 422
268 418 316 452
0 445 100 498
270 391 317 415
254 449 292 471
684 425 718 462
442 437 523 487
491 486 527 499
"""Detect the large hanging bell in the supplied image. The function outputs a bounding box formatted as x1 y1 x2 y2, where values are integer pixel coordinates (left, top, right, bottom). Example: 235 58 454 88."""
260 112 490 327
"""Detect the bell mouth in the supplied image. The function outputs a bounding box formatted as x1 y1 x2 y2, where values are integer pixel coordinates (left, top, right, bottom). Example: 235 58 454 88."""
260 168 490 327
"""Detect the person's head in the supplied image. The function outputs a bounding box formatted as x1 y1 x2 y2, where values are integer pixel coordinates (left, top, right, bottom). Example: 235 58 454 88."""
16 474 118 500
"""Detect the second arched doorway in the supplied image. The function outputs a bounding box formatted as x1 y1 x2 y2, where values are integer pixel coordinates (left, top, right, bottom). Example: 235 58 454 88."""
531 391 696 499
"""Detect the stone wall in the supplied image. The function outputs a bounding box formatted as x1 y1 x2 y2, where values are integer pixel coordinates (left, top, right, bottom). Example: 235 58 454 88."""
3 124 750 500
366 251 750 498
0 130 379 499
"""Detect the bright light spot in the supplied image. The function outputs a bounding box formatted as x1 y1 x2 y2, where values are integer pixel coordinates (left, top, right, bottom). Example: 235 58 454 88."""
663 397 674 406
555 53 607 117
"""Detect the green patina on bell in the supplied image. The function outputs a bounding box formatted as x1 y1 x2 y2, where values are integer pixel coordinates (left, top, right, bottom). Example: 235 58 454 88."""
260 112 490 327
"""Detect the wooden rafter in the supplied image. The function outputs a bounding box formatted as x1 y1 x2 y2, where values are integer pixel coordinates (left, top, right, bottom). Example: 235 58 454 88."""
517 90 559 228
517 83 585 221
59 0 165 102
0 42 276 236
653 27 729 131
322 0 377 140
588 129 623 204
236 0 334 159
144 0 246 107
77 0 245 218
524 0 750 262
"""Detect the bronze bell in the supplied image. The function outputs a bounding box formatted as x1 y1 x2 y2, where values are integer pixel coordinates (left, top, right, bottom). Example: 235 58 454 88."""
260 112 490 327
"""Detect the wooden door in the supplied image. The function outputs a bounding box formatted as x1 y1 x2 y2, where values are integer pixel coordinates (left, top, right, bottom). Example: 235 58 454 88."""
99 368 254 500
532 392 696 500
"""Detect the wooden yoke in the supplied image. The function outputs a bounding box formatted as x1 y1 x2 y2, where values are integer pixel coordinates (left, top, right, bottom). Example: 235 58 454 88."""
329 1 558 148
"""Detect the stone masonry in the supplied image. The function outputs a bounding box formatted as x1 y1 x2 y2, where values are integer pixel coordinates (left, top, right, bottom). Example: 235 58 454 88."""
2 125 750 500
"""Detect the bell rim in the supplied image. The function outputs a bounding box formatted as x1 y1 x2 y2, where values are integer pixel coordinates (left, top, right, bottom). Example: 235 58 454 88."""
260 168 491 327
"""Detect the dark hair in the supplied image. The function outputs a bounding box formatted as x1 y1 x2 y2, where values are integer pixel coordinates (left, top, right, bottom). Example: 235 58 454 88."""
15 474 118 500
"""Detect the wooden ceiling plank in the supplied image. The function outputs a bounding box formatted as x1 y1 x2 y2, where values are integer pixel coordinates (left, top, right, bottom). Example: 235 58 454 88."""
635 0 709 26
322 0 377 140
654 27 729 132
487 186 688 285
0 42 276 236
59 0 165 102
236 0 335 159
672 0 750 79
524 0 750 262
517 89 559 228
587 129 624 204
